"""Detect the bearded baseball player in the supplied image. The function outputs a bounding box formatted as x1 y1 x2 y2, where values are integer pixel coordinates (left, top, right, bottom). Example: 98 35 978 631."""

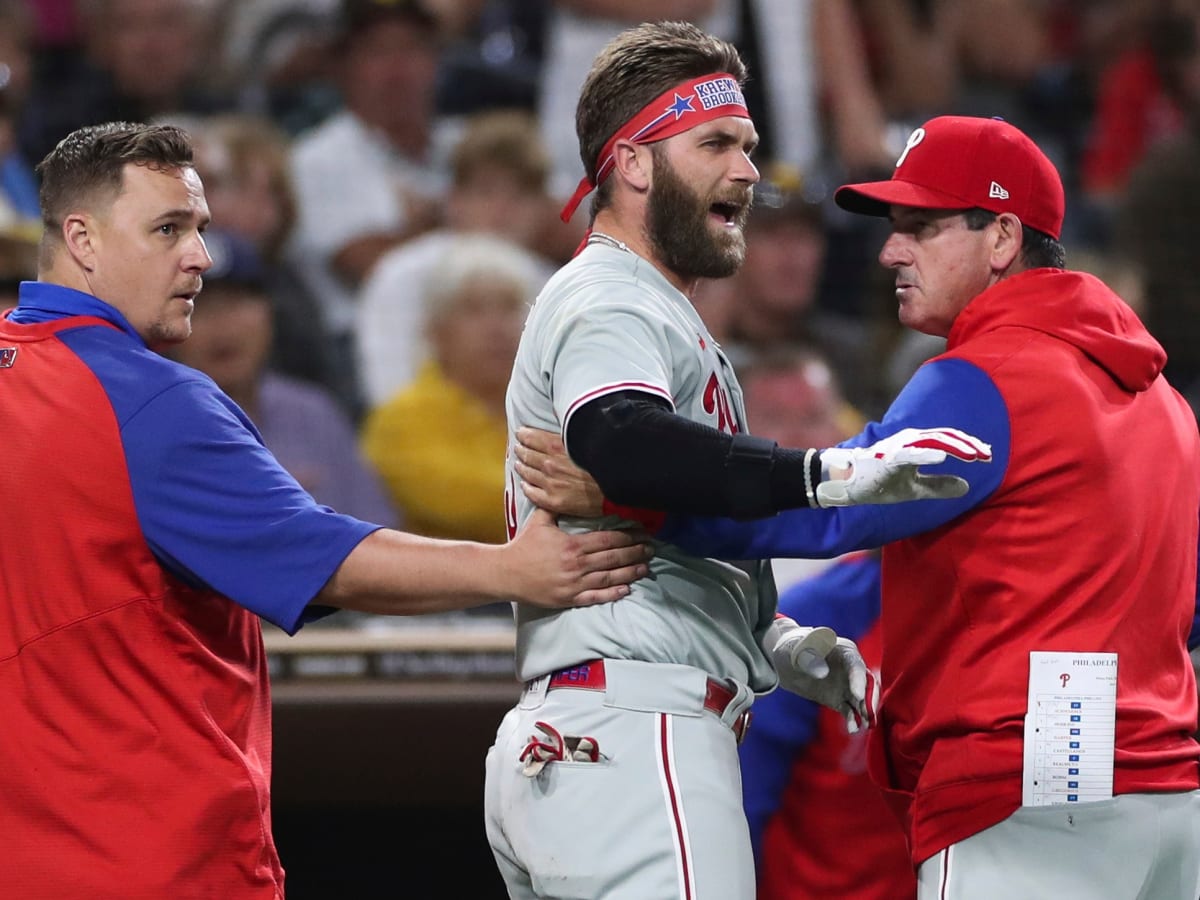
483 22 992 900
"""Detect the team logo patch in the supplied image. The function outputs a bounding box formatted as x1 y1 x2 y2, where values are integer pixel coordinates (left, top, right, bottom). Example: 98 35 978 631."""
0 347 17 368
896 127 925 167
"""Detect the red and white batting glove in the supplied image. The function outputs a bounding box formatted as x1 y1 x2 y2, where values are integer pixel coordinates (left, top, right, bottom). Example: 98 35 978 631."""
519 721 602 777
848 668 881 733
815 426 992 508
763 616 872 732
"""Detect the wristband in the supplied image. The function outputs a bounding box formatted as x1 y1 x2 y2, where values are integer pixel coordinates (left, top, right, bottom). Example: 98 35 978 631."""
724 432 778 519
803 448 819 508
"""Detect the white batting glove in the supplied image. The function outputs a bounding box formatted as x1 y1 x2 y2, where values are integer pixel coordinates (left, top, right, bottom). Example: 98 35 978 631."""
763 616 872 733
815 426 992 508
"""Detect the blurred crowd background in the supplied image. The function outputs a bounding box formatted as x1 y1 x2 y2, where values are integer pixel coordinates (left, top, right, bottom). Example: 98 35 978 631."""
3 0 1199 594
6 2 1198 896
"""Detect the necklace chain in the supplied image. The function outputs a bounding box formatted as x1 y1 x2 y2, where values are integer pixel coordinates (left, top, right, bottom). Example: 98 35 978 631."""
586 231 630 253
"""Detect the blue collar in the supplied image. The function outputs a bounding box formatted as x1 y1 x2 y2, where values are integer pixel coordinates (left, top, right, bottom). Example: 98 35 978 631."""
11 282 143 342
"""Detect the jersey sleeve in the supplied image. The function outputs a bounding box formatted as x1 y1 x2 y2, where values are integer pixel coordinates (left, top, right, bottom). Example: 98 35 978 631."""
540 292 678 434
121 379 381 634
660 357 1011 558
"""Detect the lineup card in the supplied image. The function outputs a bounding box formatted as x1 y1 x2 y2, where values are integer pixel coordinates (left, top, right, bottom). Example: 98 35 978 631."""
1021 651 1117 807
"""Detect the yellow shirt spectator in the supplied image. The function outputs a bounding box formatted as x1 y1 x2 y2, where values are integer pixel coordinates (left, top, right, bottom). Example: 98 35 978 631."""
359 234 539 545
362 359 508 544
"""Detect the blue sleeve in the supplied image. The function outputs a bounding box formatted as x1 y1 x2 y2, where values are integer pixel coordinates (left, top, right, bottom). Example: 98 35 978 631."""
739 554 884 865
120 379 380 634
662 358 1011 559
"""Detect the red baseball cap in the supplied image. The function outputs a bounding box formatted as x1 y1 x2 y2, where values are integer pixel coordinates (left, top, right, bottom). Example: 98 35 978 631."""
834 116 1065 239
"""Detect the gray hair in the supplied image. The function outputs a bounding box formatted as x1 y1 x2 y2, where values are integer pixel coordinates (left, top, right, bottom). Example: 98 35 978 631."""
422 234 544 330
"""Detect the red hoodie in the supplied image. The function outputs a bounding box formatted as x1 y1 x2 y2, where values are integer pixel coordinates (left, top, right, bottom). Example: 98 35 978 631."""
871 269 1200 865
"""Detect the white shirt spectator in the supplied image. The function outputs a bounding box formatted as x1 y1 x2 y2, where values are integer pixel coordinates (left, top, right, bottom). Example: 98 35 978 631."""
287 109 460 337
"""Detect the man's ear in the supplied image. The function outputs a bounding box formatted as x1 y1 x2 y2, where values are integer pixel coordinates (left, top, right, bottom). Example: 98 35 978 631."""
62 213 98 272
612 139 652 193
989 212 1023 271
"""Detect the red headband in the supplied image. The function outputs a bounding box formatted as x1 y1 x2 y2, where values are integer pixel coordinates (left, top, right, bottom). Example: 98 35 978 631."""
560 72 750 222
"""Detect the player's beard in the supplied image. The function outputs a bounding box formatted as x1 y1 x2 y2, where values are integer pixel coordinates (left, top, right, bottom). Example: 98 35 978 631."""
646 150 750 282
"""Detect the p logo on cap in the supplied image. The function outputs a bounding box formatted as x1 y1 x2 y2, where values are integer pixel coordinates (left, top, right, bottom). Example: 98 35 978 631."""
833 116 1065 240
895 127 925 168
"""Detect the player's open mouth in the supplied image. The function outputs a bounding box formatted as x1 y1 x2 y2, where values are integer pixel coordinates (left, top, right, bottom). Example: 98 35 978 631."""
710 202 743 226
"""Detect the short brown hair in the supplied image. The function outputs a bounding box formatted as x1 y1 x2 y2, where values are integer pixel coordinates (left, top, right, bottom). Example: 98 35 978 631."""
451 109 549 193
36 122 194 241
576 21 746 215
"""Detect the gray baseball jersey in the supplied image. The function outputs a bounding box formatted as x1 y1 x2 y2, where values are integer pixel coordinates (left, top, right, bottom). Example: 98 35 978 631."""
503 240 779 691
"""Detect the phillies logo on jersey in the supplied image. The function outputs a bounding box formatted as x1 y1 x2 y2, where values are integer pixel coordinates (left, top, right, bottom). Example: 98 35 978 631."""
702 372 739 435
0 347 17 368
504 469 519 541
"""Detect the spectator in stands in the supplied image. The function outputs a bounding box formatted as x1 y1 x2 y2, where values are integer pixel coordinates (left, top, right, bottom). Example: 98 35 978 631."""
187 112 347 411
360 234 536 545
1081 4 1200 212
0 1 39 241
736 345 863 594
18 0 82 52
18 0 232 165
431 0 547 116
739 345 863 466
0 1 38 315
355 108 559 408
213 0 343 133
720 177 883 417
287 0 457 418
1114 46 1200 414
0 229 36 312
168 228 399 528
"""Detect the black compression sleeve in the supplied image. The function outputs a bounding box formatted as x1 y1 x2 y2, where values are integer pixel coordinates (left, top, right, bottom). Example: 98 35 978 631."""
565 390 822 518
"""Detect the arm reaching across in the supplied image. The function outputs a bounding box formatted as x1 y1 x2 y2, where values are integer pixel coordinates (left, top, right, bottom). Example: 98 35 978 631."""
317 508 652 615
514 411 992 518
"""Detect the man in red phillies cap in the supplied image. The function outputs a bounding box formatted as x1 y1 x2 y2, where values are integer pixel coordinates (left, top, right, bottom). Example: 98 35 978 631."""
835 115 1065 239
649 114 1200 898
